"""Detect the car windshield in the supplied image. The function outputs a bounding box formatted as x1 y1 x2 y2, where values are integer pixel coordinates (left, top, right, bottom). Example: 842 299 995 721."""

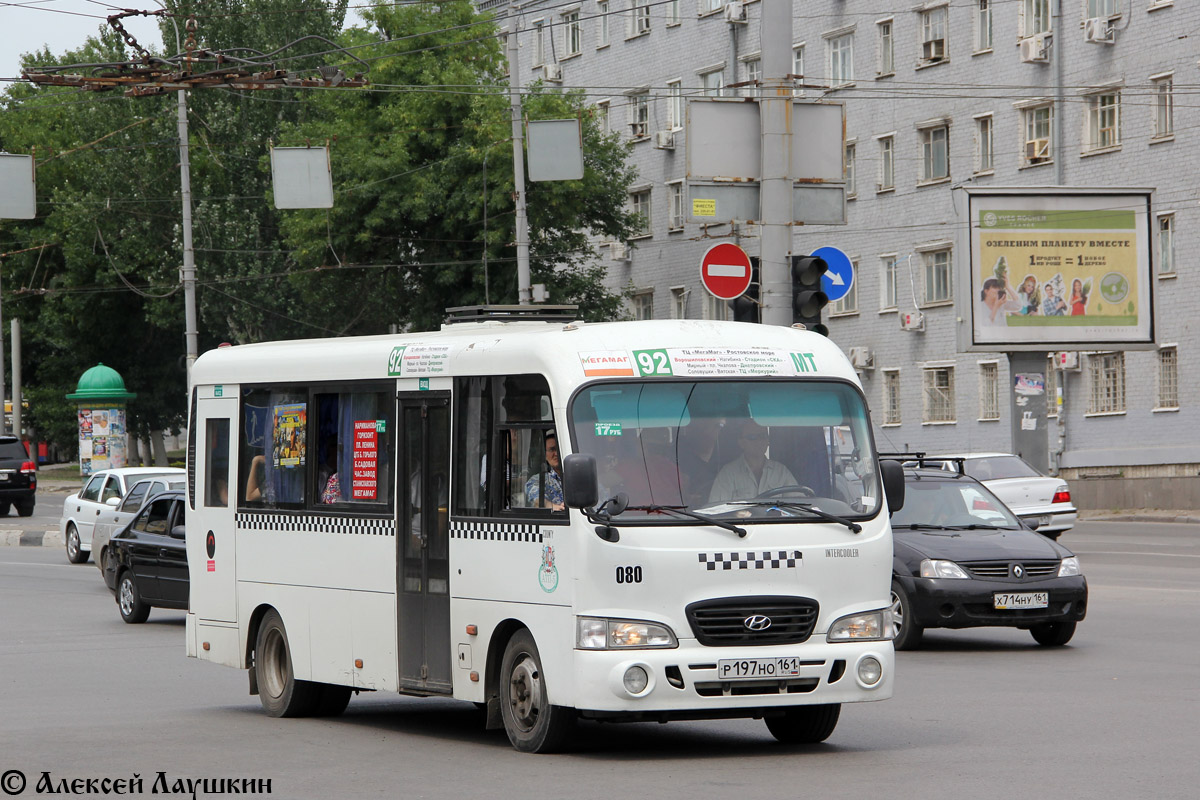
569 380 880 523
964 456 1043 481
890 477 1022 529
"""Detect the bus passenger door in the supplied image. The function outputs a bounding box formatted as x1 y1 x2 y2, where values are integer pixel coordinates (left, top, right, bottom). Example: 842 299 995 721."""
397 394 453 694
189 391 238 623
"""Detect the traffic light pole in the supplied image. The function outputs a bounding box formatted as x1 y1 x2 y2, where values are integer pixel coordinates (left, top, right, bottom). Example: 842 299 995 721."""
757 0 793 327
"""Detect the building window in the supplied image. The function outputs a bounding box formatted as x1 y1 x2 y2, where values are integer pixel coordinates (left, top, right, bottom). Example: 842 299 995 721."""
1157 347 1179 410
631 0 651 36
883 370 902 425
668 182 684 230
831 260 859 315
1087 0 1119 16
704 292 728 321
668 0 681 25
667 80 683 130
1088 352 1125 414
1022 104 1053 165
828 33 853 87
563 11 582 56
533 19 546 66
1022 0 1051 37
1153 75 1174 138
845 142 857 198
923 366 956 423
1045 355 1059 417
975 115 993 172
880 255 898 309
632 291 654 320
877 20 894 75
976 0 993 51
979 362 1000 420
1085 91 1121 151
701 68 724 97
920 7 948 65
920 124 949 182
743 58 761 98
671 287 688 319
922 248 952 304
878 135 894 191
792 44 805 96
629 92 649 138
597 2 610 47
700 0 723 13
630 188 651 235
1158 213 1174 275
596 99 610 134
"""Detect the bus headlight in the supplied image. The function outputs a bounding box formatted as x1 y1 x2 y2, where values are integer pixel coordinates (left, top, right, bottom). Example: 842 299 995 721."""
576 617 678 649
827 610 893 642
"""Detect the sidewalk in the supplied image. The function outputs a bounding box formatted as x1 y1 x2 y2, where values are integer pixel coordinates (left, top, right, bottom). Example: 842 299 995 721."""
1080 509 1200 524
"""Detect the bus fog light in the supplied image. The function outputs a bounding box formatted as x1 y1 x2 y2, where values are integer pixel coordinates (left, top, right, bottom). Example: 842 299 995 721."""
623 666 649 694
857 656 883 687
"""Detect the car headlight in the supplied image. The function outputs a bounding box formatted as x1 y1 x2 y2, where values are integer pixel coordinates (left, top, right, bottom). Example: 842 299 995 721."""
920 559 970 579
1058 556 1081 577
827 609 893 642
576 617 678 650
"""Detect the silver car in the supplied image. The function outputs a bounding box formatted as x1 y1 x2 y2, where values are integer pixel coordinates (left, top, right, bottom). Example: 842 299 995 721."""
92 475 188 589
61 467 186 563
929 453 1077 539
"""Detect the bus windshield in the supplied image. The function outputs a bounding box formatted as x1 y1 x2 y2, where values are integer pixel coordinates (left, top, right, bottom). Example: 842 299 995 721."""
569 380 880 523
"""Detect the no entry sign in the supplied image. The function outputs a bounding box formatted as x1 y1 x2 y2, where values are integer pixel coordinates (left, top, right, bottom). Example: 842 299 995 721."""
700 242 753 300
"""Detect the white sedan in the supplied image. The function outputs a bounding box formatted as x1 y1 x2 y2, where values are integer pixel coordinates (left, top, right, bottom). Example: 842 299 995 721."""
926 453 1076 539
61 467 186 563
92 474 187 587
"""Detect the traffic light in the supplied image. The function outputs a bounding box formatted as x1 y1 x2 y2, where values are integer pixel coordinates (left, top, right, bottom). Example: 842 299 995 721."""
791 255 829 336
729 257 761 323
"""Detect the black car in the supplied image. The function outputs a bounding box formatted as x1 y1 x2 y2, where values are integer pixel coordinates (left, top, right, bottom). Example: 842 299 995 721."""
0 434 36 517
886 457 1087 650
106 490 188 624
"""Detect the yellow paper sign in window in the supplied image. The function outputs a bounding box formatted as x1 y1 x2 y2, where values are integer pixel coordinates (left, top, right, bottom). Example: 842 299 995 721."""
692 198 717 217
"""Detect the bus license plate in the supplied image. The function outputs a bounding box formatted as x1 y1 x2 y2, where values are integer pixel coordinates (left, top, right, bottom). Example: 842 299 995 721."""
717 657 803 680
993 592 1049 610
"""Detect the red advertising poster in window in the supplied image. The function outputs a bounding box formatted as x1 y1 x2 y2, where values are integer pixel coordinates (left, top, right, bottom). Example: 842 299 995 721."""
352 420 379 500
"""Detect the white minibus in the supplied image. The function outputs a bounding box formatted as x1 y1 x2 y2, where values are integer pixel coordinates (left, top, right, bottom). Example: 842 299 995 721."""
185 307 904 752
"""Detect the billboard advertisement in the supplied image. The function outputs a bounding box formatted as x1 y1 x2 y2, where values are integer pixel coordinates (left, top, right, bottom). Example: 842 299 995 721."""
967 190 1153 349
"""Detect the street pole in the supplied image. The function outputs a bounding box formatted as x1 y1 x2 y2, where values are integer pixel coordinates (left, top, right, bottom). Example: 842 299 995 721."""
0 268 6 434
758 0 794 326
507 2 532 305
177 87 198 379
10 318 20 440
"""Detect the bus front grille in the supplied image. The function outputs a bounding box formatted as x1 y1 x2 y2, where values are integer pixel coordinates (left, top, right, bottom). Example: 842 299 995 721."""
685 596 820 646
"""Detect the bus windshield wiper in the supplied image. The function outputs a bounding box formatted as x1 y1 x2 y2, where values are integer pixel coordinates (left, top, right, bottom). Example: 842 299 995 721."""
733 501 862 533
622 505 748 538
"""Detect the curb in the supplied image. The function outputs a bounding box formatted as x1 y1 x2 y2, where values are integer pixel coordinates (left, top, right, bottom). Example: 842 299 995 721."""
0 530 63 548
1082 513 1200 524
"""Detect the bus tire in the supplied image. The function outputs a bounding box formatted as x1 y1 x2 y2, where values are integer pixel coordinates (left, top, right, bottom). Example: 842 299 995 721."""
499 629 575 753
66 523 88 564
890 580 924 651
313 684 353 717
765 703 841 744
255 610 319 718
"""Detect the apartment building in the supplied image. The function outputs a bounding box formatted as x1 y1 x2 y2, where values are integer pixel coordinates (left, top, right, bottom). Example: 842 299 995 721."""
496 0 1197 508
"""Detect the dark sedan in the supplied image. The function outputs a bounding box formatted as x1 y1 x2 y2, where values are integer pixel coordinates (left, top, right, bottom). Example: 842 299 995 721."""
888 462 1087 650
106 490 188 624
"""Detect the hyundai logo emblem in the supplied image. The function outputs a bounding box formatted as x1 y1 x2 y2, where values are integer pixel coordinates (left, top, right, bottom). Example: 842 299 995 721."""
744 614 772 631
1012 564 1025 578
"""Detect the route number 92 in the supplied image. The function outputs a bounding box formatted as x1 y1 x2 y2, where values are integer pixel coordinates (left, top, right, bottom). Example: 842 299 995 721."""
634 349 673 376
615 566 643 584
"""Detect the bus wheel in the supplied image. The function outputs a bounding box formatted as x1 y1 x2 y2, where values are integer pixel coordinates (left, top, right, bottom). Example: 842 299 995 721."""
255 610 318 717
66 524 88 564
765 704 841 744
313 684 353 717
499 629 575 753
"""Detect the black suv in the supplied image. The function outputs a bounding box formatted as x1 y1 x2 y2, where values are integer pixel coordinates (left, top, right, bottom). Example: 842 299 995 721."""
0 435 36 517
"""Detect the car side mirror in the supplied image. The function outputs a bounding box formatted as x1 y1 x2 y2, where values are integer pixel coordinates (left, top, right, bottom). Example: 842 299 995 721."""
880 460 905 514
562 453 599 509
169 525 186 540
105 496 122 507
1023 518 1040 531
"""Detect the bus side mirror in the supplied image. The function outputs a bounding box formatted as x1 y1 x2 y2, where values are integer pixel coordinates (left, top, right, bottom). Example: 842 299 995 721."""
880 460 905 514
562 453 599 509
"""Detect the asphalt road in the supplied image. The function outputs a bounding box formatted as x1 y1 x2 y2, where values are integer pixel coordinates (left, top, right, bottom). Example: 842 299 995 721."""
1 520 1197 799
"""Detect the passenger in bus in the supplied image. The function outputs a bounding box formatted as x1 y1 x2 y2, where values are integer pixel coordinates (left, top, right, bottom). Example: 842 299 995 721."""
677 415 724 507
524 431 564 510
245 454 267 502
708 420 798 504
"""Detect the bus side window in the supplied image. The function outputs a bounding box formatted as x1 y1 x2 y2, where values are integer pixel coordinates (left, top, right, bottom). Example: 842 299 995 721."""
452 377 492 516
239 390 306 508
205 418 230 507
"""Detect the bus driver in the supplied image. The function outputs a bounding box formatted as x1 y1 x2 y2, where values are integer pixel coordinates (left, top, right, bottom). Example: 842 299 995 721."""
708 420 797 504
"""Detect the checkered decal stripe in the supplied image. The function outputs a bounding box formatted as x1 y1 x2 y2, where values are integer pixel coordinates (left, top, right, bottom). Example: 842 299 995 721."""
698 551 803 570
235 513 395 537
450 521 542 543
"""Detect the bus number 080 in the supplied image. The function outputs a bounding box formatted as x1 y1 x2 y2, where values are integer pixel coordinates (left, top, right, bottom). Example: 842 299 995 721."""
615 566 643 584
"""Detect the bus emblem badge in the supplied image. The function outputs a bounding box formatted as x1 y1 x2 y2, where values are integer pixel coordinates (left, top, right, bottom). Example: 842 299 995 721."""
539 545 559 593
744 615 772 631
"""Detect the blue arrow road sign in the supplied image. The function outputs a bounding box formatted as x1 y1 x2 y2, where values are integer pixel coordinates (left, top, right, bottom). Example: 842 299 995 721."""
811 246 854 303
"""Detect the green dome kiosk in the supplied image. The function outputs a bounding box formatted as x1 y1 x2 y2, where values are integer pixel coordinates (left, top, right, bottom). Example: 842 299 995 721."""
66 364 136 476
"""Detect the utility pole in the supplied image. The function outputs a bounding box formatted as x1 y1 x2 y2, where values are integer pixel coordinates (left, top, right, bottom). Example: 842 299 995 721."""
10 319 20 440
507 2 533 305
176 86 198 378
757 0 794 326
